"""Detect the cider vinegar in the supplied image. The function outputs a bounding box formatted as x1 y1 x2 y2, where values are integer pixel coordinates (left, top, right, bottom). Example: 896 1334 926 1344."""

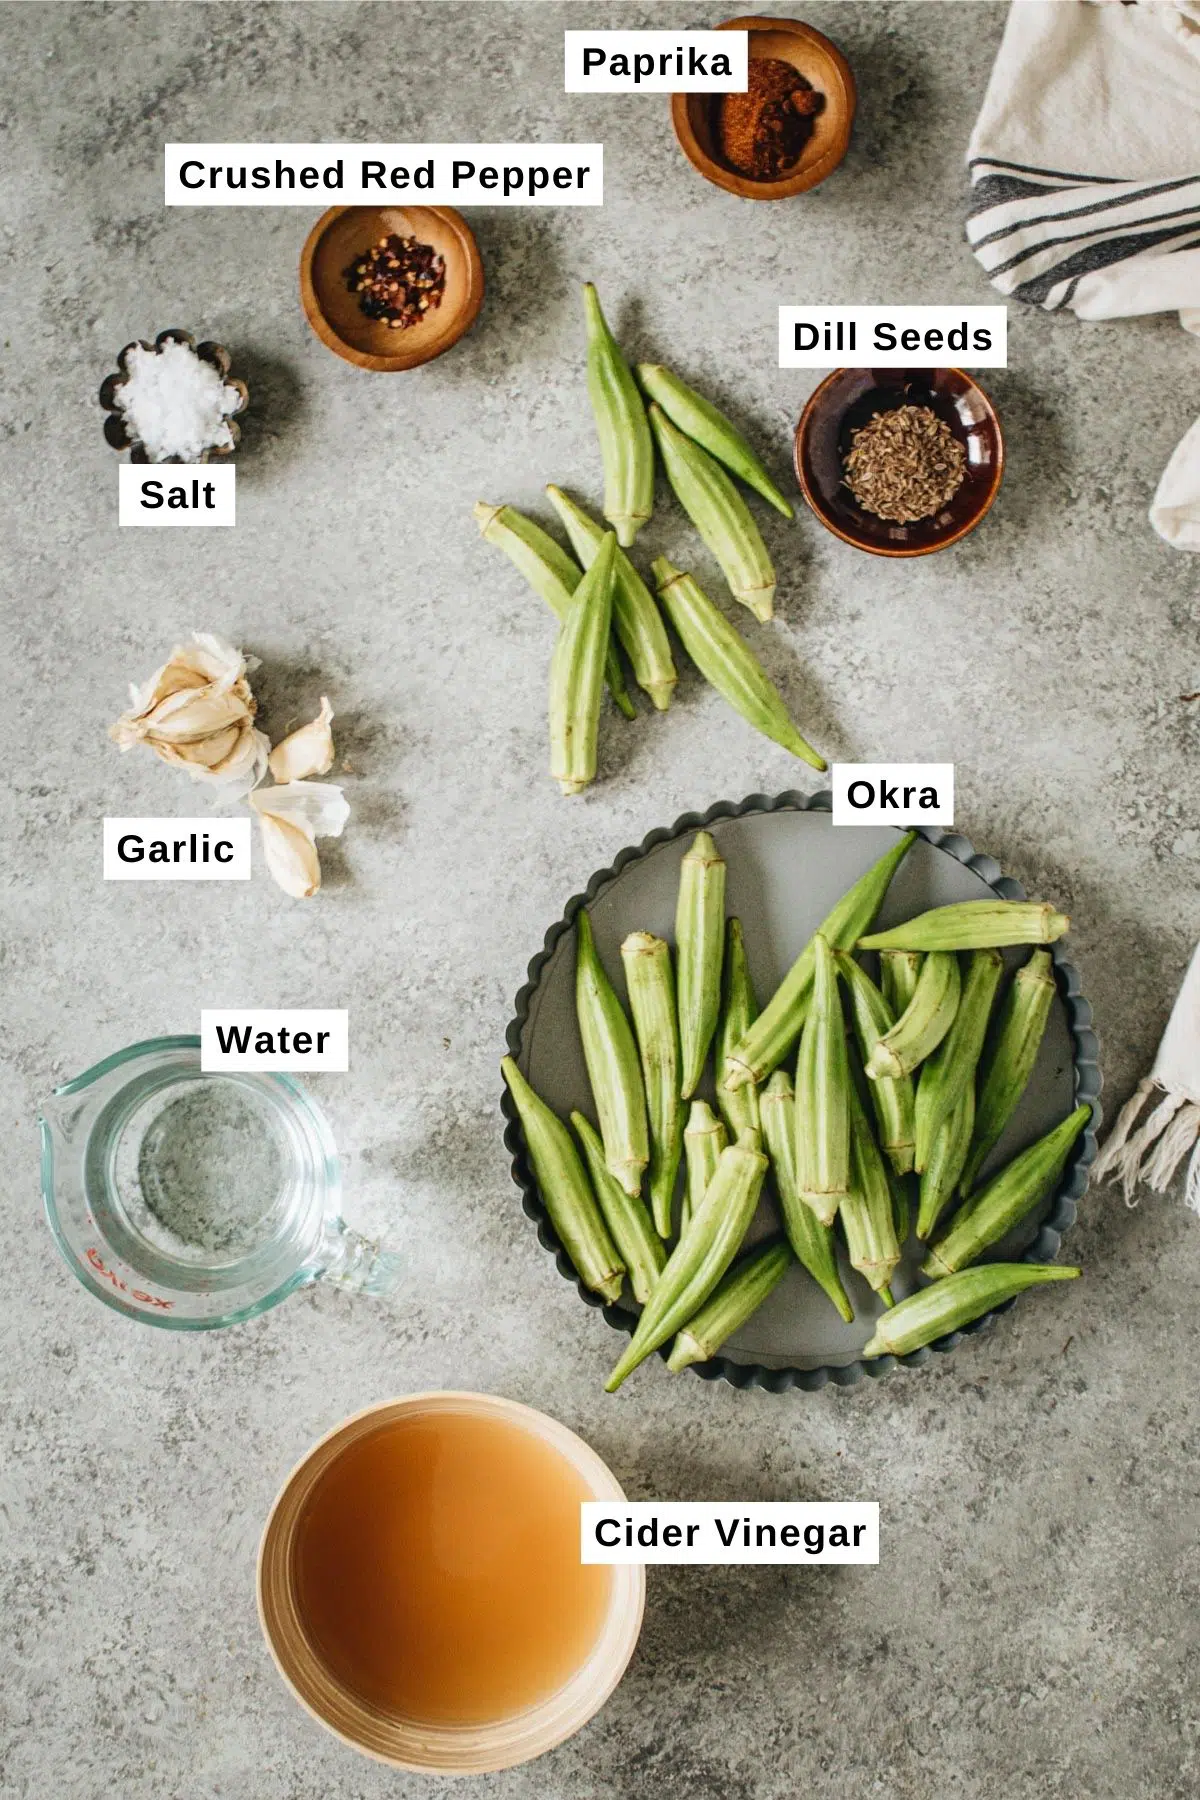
293 1408 614 1724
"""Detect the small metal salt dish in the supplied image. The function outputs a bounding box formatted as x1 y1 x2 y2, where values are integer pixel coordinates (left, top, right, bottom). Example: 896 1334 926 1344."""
98 326 249 463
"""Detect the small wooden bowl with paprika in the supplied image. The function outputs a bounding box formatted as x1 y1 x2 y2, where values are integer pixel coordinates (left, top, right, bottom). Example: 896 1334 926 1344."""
671 16 855 200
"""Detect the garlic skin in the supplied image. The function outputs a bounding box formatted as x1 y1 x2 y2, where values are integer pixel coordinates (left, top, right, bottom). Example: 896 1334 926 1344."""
110 633 268 794
268 697 335 783
249 781 350 899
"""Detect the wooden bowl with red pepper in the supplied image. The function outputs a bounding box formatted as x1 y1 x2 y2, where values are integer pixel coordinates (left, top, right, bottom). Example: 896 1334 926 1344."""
671 16 855 201
300 204 484 372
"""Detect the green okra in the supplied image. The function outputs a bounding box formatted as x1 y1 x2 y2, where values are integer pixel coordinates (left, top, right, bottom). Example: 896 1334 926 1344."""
891 1171 913 1247
548 530 618 796
836 951 916 1176
861 1262 1080 1358
651 558 826 770
922 1103 1092 1278
793 935 851 1225
840 1067 902 1296
880 950 923 1020
546 485 676 711
583 283 654 548
667 1238 793 1371
575 908 649 1198
682 1100 726 1233
865 950 961 1081
859 900 1071 953
648 402 776 621
676 830 727 1099
715 918 761 1142
501 1057 625 1303
571 1112 666 1305
636 363 795 519
760 1069 853 1323
620 931 684 1239
605 1128 767 1391
960 950 1057 1197
913 949 1004 1172
916 1084 974 1242
473 501 635 719
723 832 917 1093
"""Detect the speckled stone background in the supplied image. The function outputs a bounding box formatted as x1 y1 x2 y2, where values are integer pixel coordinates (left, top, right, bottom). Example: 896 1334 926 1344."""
3 2 1199 1795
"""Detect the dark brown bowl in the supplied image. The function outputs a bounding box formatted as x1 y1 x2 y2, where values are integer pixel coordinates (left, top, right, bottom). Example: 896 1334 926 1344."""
98 328 248 463
300 204 483 372
794 368 1004 558
671 15 855 201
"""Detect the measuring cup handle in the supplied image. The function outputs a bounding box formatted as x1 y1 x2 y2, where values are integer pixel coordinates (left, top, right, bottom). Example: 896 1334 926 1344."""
316 1222 403 1298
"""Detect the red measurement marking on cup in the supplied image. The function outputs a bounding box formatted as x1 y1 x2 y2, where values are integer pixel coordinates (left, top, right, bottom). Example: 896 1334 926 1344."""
85 1247 173 1309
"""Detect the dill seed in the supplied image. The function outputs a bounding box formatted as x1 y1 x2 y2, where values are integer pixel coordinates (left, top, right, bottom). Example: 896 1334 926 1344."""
843 404 967 524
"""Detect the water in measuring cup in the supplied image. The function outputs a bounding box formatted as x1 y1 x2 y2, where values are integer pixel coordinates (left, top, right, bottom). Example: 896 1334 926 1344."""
96 1073 295 1270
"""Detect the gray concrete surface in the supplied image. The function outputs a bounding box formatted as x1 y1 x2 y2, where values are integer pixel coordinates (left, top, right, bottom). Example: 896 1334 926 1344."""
3 2 1199 1795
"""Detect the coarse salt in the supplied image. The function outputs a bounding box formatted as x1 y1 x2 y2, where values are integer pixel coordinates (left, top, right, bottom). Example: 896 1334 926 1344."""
116 338 241 463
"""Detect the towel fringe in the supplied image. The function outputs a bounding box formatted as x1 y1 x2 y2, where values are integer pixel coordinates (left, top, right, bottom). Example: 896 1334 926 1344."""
1092 1078 1200 1207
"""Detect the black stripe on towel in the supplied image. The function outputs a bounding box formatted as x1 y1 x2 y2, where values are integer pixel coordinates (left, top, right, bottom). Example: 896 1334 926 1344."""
1011 223 1200 304
988 203 1200 280
969 177 1200 250
967 155 1124 184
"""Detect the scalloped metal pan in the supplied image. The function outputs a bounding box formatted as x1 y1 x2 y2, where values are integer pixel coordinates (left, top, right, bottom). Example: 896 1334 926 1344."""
501 792 1101 1392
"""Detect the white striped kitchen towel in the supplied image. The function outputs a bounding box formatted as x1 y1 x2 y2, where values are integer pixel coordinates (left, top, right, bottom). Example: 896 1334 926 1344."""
968 1 1200 548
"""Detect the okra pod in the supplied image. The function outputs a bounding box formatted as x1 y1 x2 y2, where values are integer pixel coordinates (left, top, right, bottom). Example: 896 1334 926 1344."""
865 951 961 1081
583 283 653 547
676 830 727 1099
880 950 923 1019
605 1129 768 1391
793 935 851 1224
667 1239 793 1371
474 501 635 719
546 485 676 710
723 832 917 1092
836 952 916 1176
761 1070 853 1323
648 402 776 621
922 1103 1091 1278
501 1057 625 1303
620 931 684 1239
575 908 649 1197
548 530 618 795
840 1070 902 1295
682 1100 726 1233
862 1262 1080 1358
913 949 1004 1171
571 1112 666 1305
651 558 826 770
636 363 795 519
715 918 761 1142
960 950 1057 1197
859 900 1071 953
916 1084 974 1241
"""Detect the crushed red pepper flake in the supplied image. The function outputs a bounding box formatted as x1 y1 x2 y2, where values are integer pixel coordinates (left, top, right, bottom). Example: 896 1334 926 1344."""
344 233 446 330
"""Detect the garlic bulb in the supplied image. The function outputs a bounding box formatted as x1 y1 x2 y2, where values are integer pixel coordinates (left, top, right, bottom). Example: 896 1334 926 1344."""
268 697 335 783
249 781 350 899
109 633 268 794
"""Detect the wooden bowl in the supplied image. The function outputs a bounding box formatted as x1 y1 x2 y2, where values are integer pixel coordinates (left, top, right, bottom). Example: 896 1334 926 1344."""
257 1392 644 1773
299 205 484 372
671 15 855 200
794 368 1005 557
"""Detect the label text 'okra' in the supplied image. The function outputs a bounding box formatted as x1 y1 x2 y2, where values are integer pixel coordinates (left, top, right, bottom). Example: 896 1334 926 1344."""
581 1502 879 1564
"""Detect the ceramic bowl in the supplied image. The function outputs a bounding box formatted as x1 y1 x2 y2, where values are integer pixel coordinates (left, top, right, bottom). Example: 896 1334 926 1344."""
502 794 1100 1393
300 204 484 371
98 328 248 463
258 1392 644 1772
794 367 1005 557
671 14 855 200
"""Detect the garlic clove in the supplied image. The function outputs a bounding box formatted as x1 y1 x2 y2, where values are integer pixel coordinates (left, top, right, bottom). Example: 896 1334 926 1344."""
255 809 322 899
249 780 349 839
139 684 254 744
268 697 335 783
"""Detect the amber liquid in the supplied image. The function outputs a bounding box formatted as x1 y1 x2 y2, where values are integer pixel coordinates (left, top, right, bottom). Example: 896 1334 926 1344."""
293 1409 613 1725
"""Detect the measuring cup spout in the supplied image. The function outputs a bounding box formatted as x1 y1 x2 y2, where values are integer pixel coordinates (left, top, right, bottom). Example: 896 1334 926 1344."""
316 1222 403 1298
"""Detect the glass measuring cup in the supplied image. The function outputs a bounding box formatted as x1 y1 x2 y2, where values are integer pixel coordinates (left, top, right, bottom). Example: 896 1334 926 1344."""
39 1037 401 1329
